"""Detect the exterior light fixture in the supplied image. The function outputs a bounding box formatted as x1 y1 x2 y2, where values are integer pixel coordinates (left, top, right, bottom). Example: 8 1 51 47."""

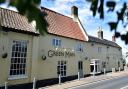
2 53 8 58
91 43 94 46
42 54 46 60
85 57 88 60
1 46 8 59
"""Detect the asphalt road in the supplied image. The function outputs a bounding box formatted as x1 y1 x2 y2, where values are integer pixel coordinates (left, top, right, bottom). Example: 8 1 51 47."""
71 75 128 89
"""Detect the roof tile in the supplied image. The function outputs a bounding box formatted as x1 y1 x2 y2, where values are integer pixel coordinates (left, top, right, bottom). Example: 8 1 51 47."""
0 7 121 48
89 36 121 48
41 7 87 41
0 7 38 35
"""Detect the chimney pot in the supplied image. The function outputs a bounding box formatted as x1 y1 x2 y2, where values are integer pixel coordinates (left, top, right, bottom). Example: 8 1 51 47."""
97 27 103 39
71 6 78 19
112 35 116 42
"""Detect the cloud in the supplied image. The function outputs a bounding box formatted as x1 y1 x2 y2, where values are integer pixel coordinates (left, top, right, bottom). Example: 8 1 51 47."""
42 0 128 53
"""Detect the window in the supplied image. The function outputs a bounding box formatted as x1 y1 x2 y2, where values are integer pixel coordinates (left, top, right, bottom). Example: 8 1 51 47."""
57 61 67 77
90 60 101 73
107 46 109 52
98 47 102 53
52 38 61 47
76 43 84 52
10 41 27 77
78 61 83 70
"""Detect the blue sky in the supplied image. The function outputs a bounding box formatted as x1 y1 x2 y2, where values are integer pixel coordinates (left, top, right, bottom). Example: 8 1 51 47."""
0 0 128 54
41 0 128 54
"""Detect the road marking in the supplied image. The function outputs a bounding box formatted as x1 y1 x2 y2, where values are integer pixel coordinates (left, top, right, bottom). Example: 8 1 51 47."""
120 85 128 89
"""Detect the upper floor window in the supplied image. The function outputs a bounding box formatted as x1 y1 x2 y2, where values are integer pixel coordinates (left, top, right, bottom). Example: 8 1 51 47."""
76 43 84 52
98 47 102 53
107 46 109 52
52 38 61 47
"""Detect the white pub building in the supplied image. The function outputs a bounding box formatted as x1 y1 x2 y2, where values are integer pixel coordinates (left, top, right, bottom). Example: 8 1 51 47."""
0 6 123 89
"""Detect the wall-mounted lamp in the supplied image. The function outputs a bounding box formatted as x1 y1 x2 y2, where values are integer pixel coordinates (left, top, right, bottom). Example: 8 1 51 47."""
2 53 8 58
1 45 8 59
107 46 109 49
91 43 94 46
42 55 46 60
85 57 88 60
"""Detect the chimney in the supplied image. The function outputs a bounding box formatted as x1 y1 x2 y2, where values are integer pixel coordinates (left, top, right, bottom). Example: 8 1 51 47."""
112 35 116 42
97 27 103 39
71 6 78 20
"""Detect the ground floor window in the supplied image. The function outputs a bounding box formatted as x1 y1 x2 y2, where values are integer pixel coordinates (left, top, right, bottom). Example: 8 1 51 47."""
10 40 28 76
90 59 101 74
57 61 67 77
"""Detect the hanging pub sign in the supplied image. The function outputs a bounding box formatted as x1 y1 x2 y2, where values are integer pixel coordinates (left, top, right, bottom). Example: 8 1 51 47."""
48 50 75 57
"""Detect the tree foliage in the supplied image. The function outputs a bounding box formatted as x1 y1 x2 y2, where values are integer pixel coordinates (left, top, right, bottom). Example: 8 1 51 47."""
126 52 128 57
88 0 128 44
0 0 48 35
1 0 128 44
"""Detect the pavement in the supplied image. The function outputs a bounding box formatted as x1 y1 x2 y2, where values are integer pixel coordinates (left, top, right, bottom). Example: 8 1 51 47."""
39 71 128 89
71 74 128 89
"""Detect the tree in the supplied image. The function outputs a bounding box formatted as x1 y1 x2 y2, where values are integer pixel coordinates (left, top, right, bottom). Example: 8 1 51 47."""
0 0 48 35
1 0 128 44
126 52 128 58
87 0 128 44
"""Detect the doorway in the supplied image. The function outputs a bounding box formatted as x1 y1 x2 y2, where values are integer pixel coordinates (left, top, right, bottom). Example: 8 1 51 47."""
78 61 83 78
90 59 101 74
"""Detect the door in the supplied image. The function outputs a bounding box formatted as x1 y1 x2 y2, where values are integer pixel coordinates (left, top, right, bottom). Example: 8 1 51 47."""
90 65 94 73
78 61 83 78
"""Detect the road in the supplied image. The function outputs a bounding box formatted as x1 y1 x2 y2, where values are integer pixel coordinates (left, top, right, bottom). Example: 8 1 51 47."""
71 75 128 89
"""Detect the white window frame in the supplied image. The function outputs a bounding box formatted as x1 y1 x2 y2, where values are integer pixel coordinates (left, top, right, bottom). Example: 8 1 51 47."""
107 46 109 52
98 47 102 53
52 38 61 47
90 59 101 74
57 61 67 77
9 40 28 79
76 43 84 52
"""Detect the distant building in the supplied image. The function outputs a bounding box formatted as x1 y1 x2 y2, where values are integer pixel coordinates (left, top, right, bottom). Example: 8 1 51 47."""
0 6 123 88
125 52 128 65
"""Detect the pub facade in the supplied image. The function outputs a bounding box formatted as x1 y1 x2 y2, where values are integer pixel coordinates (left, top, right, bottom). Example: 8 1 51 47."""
0 6 123 89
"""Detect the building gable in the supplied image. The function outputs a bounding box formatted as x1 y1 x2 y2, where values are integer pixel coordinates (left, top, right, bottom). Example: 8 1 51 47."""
41 7 88 41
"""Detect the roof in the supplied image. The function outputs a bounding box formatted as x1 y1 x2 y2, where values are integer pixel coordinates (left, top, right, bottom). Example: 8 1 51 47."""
41 7 87 41
0 7 39 35
88 35 121 48
0 7 121 48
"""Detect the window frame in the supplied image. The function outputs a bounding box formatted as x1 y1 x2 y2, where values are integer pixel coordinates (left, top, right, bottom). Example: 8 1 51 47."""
98 47 102 53
52 38 61 47
107 46 109 52
76 43 84 52
57 61 67 77
9 40 28 79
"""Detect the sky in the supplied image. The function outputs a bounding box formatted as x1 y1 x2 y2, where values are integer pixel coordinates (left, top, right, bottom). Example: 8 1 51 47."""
0 0 128 55
41 0 128 54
